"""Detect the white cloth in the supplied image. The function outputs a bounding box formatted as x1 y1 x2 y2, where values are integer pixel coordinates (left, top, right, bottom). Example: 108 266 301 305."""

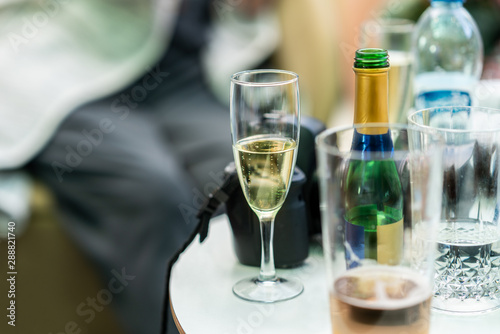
202 8 280 105
0 0 279 237
0 0 180 169
0 0 280 168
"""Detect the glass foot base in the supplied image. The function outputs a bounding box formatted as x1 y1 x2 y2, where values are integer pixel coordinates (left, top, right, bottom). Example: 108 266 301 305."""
233 276 303 303
432 297 500 314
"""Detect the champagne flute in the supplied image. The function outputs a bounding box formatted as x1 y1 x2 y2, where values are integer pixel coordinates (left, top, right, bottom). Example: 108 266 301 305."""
230 69 303 303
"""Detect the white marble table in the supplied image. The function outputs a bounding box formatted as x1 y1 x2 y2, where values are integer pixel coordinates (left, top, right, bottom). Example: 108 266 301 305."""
170 215 500 333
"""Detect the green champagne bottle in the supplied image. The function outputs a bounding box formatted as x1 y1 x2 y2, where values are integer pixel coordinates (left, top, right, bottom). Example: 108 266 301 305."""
344 49 404 268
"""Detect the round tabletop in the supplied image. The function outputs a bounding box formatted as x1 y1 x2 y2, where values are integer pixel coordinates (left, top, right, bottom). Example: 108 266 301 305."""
169 214 500 333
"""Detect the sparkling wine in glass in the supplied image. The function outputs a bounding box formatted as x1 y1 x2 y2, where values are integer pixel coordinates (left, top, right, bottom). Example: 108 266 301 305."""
230 69 303 303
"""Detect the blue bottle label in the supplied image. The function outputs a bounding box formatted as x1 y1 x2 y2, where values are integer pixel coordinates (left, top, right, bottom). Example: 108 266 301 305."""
345 221 365 268
415 90 471 109
344 218 403 269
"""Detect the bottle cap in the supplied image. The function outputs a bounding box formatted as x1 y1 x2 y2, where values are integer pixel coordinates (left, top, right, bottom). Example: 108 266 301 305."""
354 48 389 69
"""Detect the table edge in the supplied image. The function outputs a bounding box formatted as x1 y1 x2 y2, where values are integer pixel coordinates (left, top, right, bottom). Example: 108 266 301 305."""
170 293 186 334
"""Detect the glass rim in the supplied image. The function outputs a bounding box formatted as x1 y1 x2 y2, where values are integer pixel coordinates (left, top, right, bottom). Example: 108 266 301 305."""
230 69 299 87
408 106 500 133
316 123 444 158
361 18 414 34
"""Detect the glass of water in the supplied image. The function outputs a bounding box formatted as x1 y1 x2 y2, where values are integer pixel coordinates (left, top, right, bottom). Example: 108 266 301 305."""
409 106 500 313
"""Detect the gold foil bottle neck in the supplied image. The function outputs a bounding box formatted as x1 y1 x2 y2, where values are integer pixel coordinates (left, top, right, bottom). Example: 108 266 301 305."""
353 67 390 135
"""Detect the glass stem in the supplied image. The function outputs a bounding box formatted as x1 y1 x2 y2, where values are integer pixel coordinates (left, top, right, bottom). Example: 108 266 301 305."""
258 211 278 282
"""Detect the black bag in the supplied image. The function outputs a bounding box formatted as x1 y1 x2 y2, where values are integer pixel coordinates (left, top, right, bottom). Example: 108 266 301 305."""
225 116 325 267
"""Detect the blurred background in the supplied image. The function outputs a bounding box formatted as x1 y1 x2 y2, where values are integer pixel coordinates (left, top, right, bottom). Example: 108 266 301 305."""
0 1 499 334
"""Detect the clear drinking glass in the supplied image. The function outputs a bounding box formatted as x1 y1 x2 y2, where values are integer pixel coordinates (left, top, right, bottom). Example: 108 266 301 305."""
360 18 415 124
230 69 303 302
409 106 500 313
317 123 444 334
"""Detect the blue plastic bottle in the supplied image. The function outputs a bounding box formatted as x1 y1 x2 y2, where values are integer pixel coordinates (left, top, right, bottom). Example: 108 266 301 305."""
412 0 483 110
